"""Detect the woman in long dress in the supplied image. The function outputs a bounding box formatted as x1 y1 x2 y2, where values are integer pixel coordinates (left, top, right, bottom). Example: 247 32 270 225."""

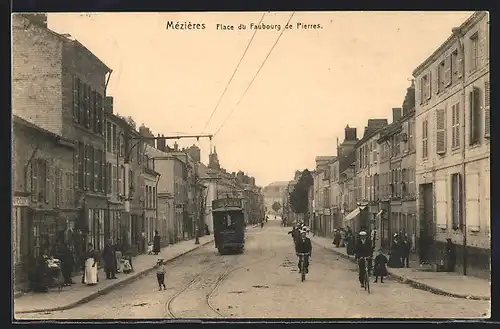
84 243 98 285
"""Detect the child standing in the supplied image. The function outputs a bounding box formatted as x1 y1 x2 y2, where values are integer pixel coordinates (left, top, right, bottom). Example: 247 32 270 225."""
373 249 388 283
156 258 166 290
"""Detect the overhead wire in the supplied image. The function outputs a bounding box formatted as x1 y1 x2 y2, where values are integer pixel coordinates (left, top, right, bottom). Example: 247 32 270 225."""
202 12 267 132
213 11 296 137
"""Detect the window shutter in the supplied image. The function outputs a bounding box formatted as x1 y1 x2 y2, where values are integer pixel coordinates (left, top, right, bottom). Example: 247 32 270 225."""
73 77 80 122
31 160 38 202
445 57 452 86
419 78 424 104
435 66 440 94
484 81 490 138
436 109 446 154
457 56 463 78
427 71 432 99
45 160 51 203
93 147 98 192
454 104 460 149
469 88 480 145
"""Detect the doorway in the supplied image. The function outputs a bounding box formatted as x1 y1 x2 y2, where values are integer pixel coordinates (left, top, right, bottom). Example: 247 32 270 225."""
419 184 434 263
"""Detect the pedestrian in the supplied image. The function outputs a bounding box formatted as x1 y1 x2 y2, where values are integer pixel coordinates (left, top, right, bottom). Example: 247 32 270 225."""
59 244 75 285
156 258 166 290
388 233 402 268
83 243 99 285
333 229 341 248
102 239 117 280
444 238 456 272
400 233 411 268
153 230 161 255
345 227 354 256
373 249 388 283
114 238 123 273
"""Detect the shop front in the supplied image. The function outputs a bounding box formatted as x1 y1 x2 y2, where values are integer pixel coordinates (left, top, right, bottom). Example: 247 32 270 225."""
402 201 418 252
107 201 123 244
84 195 109 252
13 194 31 289
343 205 369 234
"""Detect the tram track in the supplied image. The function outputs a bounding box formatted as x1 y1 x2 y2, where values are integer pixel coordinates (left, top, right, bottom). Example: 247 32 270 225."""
164 248 279 319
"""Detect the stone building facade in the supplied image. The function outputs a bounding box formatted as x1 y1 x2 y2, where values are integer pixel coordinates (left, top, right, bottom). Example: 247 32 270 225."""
413 11 490 278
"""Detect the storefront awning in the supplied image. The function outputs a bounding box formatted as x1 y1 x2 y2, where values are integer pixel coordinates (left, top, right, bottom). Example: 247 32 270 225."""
343 206 366 223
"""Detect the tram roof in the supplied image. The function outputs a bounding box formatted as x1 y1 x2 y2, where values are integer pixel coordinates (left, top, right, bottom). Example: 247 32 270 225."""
212 207 244 212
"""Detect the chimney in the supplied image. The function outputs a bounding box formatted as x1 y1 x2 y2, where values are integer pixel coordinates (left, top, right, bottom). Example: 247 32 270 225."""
105 97 114 114
173 142 179 151
187 145 201 163
392 108 402 122
344 125 357 141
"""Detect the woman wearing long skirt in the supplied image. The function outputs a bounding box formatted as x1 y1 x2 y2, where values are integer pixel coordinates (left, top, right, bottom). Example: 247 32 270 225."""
84 243 99 285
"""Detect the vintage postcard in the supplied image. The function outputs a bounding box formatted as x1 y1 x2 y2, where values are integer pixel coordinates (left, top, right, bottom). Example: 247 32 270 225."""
12 11 490 320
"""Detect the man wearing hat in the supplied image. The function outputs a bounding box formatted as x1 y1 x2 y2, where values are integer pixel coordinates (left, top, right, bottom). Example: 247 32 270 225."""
355 230 373 288
295 228 312 274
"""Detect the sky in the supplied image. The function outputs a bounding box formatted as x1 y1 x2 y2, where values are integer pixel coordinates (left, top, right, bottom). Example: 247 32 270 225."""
47 11 474 187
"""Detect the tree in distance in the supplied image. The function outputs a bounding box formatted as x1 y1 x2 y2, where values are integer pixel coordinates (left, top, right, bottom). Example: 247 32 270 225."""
290 169 314 215
272 201 282 213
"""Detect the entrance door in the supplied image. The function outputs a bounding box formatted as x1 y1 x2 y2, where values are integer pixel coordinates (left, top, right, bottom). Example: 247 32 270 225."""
419 184 434 263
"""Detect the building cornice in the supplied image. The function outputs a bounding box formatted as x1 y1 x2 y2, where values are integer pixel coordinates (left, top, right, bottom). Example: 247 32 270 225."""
412 11 487 77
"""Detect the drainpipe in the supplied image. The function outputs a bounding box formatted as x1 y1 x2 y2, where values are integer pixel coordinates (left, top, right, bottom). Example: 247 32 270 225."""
452 28 467 275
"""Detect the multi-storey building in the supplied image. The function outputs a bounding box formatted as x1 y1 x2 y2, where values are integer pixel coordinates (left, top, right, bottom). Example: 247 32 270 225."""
12 14 111 253
335 126 358 228
413 11 490 278
377 85 417 252
103 100 144 250
348 119 388 233
313 156 335 237
12 115 76 289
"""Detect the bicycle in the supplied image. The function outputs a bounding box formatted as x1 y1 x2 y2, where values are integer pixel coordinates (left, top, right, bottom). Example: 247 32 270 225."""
297 253 310 282
360 256 371 294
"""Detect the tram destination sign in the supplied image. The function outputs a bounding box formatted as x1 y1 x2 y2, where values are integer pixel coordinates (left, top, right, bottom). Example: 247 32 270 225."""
212 198 242 210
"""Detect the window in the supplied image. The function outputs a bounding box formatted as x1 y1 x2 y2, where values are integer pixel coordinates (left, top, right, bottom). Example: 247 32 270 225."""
438 60 445 93
451 173 463 230
79 81 85 127
113 164 118 196
73 144 79 190
408 121 414 152
420 72 431 103
112 124 117 153
96 93 104 135
106 122 112 152
153 187 156 209
78 142 84 188
451 103 460 150
118 165 124 196
436 109 446 154
31 159 48 203
484 81 490 138
451 50 459 83
469 86 481 145
89 90 95 132
372 141 378 162
444 56 451 87
106 163 112 194
55 167 62 207
72 77 80 123
470 33 478 71
89 146 95 191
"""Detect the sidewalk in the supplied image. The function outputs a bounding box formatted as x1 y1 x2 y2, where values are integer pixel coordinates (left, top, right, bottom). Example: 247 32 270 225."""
311 235 490 301
14 235 215 315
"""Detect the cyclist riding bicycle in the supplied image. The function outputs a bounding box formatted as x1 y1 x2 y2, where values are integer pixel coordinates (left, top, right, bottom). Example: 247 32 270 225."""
295 228 312 273
355 230 373 288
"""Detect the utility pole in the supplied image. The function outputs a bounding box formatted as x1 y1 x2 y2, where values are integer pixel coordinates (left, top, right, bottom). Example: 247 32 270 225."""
122 131 213 250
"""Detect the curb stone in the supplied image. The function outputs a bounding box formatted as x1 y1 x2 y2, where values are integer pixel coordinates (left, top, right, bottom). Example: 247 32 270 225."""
312 240 490 301
15 239 215 315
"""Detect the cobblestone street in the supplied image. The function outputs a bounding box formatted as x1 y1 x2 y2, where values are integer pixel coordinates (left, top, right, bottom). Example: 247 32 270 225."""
15 221 489 320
